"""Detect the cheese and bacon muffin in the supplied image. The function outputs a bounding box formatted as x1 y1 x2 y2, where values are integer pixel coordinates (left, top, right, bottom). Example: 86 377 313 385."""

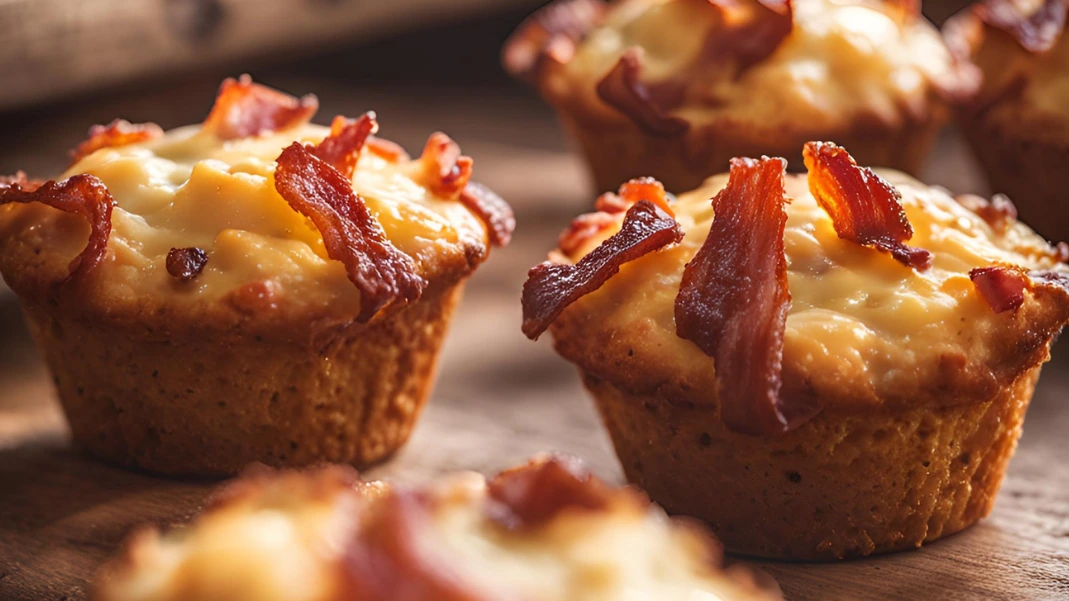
521 142 1069 559
92 456 782 601
945 0 1069 242
0 76 514 475
503 0 977 192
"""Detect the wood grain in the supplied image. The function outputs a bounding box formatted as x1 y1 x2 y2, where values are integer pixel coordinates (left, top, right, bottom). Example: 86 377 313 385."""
0 77 1067 601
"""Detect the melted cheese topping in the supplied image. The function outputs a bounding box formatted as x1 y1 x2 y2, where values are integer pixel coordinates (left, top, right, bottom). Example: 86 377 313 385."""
564 170 1065 394
551 0 956 127
0 124 486 316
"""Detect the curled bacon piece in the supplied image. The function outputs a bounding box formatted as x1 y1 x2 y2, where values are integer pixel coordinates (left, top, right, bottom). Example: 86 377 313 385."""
803 141 932 270
366 136 410 162
618 177 674 217
559 177 675 256
202 75 319 140
486 456 620 530
420 132 473 198
522 199 683 340
0 175 115 285
310 113 377 179
674 157 792 436
558 211 618 256
975 0 1068 53
698 0 794 74
970 267 1028 313
70 120 163 167
596 49 691 137
166 247 209 282
459 182 515 247
274 143 424 322
502 0 606 84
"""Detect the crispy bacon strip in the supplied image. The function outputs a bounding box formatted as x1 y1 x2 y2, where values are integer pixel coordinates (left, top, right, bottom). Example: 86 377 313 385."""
166 247 209 281
419 132 474 198
70 120 163 167
698 0 794 74
0 175 115 285
976 0 1068 53
459 182 515 247
502 0 606 84
803 141 932 270
559 178 675 256
558 211 618 256
596 49 691 137
522 200 683 340
618 177 674 217
486 456 620 530
274 143 424 322
674 157 792 436
202 75 318 140
970 266 1028 313
309 113 378 179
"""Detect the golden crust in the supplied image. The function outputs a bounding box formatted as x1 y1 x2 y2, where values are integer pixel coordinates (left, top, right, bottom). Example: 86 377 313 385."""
93 458 784 601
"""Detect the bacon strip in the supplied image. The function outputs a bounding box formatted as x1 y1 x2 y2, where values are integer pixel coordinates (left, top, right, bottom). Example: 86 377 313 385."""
459 182 515 247
419 132 473 198
486 456 619 530
0 175 115 285
674 157 792 436
502 0 606 85
803 141 932 270
311 113 377 179
596 49 691 137
559 178 675 256
166 247 209 281
366 137 410 162
618 177 674 217
970 267 1028 313
522 200 683 340
203 75 318 140
698 0 794 74
976 0 1068 53
273 143 424 322
70 120 163 167
558 211 618 256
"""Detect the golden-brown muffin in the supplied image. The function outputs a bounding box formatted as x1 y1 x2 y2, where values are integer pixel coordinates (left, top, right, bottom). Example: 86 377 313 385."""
92 457 782 601
0 76 514 476
521 141 1069 559
504 0 977 192
944 0 1069 242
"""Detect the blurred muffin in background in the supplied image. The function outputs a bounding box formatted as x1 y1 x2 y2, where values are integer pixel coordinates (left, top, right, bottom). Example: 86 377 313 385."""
0 76 514 475
503 0 977 193
945 0 1069 243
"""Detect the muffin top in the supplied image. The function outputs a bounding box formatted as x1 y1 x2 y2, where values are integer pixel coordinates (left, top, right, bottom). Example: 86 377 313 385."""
93 457 781 601
945 0 1069 139
522 142 1069 434
0 76 513 337
506 0 974 135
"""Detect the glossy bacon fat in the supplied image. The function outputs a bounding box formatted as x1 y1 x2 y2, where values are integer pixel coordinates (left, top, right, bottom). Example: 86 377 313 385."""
273 143 425 322
70 120 163 167
803 141 931 270
522 199 683 339
0 174 115 286
674 157 793 436
202 74 319 140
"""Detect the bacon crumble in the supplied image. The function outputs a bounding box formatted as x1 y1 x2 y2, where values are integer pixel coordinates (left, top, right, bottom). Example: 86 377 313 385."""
970 266 1029 313
458 182 515 247
166 247 209 282
70 120 164 167
956 192 1018 234
502 0 606 85
419 132 474 198
310 113 378 179
273 143 424 322
0 175 115 285
596 49 691 137
486 456 622 530
698 0 794 74
674 157 793 436
802 141 932 270
522 199 683 340
202 75 319 140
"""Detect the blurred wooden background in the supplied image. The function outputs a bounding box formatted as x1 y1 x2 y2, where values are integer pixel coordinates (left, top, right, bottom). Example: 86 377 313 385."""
2 3 1066 601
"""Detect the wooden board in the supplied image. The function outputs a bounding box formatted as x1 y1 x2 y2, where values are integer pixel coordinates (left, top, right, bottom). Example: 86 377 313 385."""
1 75 1068 601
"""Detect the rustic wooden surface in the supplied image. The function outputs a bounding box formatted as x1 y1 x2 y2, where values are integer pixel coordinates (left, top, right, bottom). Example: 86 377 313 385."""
1 73 1068 601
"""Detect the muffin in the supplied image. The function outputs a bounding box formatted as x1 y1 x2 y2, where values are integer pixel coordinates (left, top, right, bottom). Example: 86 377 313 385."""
944 0 1069 242
521 141 1069 559
504 0 978 192
0 75 514 475
92 456 782 601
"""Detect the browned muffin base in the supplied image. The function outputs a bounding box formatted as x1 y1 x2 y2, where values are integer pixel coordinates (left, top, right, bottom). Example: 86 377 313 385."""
560 112 945 193
961 119 1069 244
584 368 1038 560
22 283 465 476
